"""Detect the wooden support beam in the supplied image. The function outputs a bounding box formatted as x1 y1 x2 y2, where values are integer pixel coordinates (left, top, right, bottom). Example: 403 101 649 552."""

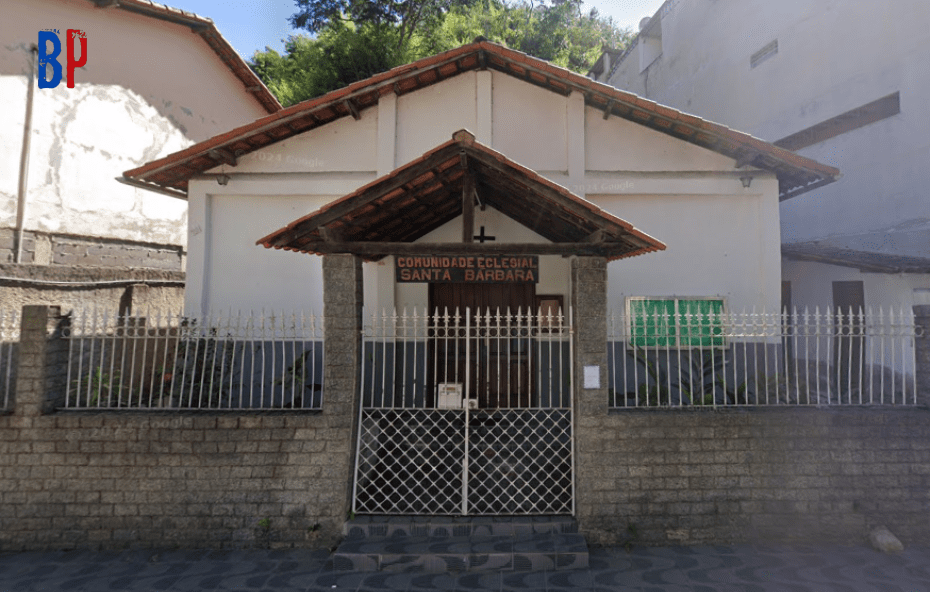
584 229 610 243
294 242 613 257
462 172 475 243
319 226 344 242
207 148 238 167
344 99 361 120
266 148 459 246
735 151 760 169
116 176 188 200
468 151 618 229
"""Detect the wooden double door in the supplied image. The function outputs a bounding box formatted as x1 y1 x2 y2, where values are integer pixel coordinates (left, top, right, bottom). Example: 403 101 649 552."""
428 283 536 408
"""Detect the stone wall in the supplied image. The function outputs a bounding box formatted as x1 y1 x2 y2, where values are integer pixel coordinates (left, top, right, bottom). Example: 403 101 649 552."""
571 287 930 549
0 264 184 315
576 407 930 547
0 300 358 552
0 413 350 551
0 299 928 552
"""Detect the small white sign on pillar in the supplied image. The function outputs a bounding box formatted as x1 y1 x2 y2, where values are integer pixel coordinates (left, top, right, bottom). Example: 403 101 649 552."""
583 365 601 389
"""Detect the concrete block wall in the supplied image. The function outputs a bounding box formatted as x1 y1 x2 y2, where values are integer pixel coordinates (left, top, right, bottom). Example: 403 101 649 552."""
50 236 183 271
0 301 928 551
0 300 358 552
0 413 352 551
576 407 930 546
0 229 184 271
0 230 37 264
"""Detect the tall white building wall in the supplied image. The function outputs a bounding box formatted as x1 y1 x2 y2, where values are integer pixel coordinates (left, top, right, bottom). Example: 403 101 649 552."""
605 0 930 309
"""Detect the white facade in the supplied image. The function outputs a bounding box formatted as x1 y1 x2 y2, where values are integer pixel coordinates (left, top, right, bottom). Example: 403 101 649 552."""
0 0 271 260
186 68 782 316
602 0 930 311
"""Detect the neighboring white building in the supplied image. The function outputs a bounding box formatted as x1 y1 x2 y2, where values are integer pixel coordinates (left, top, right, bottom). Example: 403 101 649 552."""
0 0 280 311
123 41 835 320
597 0 930 314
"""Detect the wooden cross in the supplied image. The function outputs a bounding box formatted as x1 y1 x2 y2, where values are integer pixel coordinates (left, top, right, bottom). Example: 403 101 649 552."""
473 226 496 243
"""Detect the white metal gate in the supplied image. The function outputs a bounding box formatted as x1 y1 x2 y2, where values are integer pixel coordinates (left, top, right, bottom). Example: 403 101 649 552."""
352 307 574 515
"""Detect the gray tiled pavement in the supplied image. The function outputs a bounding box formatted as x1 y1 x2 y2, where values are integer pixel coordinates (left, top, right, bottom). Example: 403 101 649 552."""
1 543 929 591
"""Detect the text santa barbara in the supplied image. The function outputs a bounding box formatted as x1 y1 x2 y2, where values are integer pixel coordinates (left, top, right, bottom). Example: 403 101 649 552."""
396 255 539 283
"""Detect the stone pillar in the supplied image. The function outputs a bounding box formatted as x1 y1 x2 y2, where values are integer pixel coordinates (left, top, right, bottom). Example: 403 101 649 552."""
915 305 930 407
15 305 68 416
322 254 363 522
571 257 609 530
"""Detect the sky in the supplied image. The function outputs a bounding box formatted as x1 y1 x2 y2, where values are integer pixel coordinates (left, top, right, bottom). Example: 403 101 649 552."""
164 0 667 59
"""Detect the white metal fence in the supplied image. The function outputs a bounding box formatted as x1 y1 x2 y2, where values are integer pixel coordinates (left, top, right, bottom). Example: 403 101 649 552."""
609 307 920 408
359 306 573 410
62 310 324 410
0 309 18 411
353 307 574 515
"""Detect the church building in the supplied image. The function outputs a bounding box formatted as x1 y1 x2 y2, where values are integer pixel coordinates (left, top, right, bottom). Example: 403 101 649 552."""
122 40 837 520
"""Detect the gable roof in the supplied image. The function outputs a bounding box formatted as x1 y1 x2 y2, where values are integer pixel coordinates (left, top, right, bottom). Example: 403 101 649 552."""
122 40 838 200
782 242 930 274
87 0 280 114
257 130 666 262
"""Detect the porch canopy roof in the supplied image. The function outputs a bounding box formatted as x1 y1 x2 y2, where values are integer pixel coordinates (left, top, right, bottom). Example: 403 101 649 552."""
256 130 666 262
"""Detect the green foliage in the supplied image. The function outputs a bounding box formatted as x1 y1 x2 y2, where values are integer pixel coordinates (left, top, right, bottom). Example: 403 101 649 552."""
71 367 144 408
251 22 408 106
169 326 239 409
435 0 632 72
290 0 479 50
625 347 748 407
274 348 322 408
625 347 673 406
251 0 633 106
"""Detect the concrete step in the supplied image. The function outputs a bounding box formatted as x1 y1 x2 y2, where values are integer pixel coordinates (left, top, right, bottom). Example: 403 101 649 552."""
332 517 588 573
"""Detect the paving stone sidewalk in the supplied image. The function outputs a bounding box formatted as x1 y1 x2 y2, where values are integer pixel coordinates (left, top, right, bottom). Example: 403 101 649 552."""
1 544 929 591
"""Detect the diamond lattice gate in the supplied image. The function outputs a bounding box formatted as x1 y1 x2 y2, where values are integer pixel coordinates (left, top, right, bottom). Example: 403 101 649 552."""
352 307 574 515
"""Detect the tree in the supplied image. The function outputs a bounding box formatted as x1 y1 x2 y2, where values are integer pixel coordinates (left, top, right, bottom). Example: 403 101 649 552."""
434 0 631 72
252 0 632 106
251 23 406 106
290 0 477 51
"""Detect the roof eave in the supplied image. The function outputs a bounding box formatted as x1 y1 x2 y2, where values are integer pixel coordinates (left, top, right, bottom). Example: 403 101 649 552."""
90 0 281 114
123 41 838 197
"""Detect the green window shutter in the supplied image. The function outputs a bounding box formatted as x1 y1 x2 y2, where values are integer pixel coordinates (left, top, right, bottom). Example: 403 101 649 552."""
630 299 676 347
677 299 725 347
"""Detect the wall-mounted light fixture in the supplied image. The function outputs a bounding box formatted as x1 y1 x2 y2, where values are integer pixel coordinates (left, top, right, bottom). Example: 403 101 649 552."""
740 175 753 188
216 174 230 186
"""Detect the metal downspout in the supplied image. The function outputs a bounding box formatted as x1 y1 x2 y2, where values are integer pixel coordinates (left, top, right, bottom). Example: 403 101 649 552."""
15 45 37 264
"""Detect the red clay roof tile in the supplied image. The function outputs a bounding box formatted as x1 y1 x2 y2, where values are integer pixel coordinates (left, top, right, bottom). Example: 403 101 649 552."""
123 41 838 201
